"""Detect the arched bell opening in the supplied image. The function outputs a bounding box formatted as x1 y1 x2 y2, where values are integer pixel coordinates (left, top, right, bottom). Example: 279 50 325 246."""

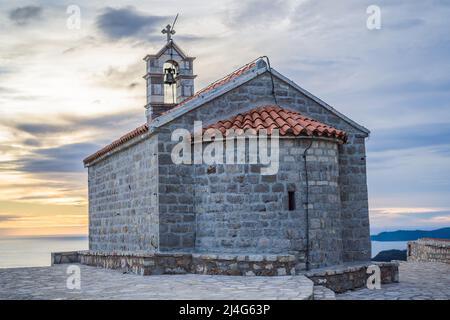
163 60 179 104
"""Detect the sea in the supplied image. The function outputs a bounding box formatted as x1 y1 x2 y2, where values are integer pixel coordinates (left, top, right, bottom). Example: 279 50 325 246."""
371 240 408 257
0 236 408 269
0 236 88 269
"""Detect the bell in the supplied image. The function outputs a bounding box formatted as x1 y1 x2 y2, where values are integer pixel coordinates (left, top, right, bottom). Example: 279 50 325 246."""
164 67 176 85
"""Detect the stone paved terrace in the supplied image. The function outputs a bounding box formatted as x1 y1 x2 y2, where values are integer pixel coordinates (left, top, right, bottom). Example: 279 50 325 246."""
0 264 313 300
337 261 450 300
1 261 449 300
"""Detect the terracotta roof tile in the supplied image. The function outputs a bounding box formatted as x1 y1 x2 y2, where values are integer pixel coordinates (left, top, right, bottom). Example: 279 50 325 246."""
84 61 260 165
204 105 347 142
83 124 148 164
159 60 258 117
83 63 347 165
83 51 370 165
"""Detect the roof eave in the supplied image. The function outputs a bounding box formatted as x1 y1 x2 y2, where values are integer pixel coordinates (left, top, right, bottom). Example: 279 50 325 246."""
83 131 152 167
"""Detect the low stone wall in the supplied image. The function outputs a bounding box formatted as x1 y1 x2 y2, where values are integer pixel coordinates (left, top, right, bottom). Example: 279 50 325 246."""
407 238 450 264
304 262 399 293
51 251 80 265
53 251 297 276
78 251 191 275
192 253 297 276
52 251 398 293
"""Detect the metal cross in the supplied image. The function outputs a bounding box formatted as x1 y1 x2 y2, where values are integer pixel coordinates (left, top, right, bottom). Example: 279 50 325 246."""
161 24 176 42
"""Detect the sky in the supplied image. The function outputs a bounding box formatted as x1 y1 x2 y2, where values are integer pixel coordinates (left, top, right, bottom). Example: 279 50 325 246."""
0 0 449 237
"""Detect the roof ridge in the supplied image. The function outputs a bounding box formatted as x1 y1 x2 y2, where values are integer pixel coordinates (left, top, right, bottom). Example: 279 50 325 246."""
158 58 263 117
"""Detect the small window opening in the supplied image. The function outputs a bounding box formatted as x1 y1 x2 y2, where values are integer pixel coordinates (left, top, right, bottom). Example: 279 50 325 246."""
288 191 296 211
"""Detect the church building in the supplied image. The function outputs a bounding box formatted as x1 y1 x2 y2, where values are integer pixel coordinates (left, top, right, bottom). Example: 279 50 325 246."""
83 25 371 272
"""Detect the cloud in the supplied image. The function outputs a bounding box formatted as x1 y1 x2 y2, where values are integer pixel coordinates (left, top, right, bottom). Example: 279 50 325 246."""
367 123 450 153
225 0 293 27
22 138 41 147
96 6 167 40
370 207 450 232
0 203 88 237
0 87 15 94
4 110 142 137
12 142 100 173
14 123 70 135
94 61 143 89
0 110 145 176
61 111 143 133
0 67 11 75
0 215 16 222
430 216 450 223
175 34 212 43
9 6 42 25
0 0 449 234
371 207 450 217
385 18 425 30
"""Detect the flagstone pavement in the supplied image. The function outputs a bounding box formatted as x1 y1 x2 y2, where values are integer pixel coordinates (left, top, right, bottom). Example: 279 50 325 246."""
0 261 449 300
0 264 313 300
337 261 450 300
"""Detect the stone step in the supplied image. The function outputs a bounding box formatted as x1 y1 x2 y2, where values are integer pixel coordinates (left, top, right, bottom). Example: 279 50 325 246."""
313 285 336 300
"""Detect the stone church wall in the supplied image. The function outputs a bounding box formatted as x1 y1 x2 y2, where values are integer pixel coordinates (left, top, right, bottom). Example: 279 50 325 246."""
193 138 342 268
88 135 159 251
87 70 370 266
157 71 370 263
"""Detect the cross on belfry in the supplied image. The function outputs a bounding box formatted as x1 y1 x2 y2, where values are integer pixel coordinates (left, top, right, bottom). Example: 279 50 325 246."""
162 24 176 42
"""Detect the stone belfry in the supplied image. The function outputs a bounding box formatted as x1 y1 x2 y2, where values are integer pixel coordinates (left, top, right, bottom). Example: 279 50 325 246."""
143 20 196 123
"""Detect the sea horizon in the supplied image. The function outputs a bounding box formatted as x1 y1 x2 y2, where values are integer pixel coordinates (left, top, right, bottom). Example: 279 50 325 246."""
0 234 410 269
0 235 89 269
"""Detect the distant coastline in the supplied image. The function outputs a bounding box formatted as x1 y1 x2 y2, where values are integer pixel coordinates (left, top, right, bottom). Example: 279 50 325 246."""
371 227 450 242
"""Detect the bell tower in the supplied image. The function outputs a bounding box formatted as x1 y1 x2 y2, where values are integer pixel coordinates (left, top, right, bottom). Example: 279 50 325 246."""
143 19 196 123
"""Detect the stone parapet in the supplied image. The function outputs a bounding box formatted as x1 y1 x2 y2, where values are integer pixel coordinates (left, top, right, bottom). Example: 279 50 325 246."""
53 251 297 276
407 238 450 264
52 252 398 294
51 251 80 265
304 261 399 293
191 253 297 276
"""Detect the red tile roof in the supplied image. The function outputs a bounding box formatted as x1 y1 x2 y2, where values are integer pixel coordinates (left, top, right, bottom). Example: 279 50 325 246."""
84 60 259 165
205 105 347 141
83 124 148 165
83 60 347 165
159 60 258 117
83 104 347 165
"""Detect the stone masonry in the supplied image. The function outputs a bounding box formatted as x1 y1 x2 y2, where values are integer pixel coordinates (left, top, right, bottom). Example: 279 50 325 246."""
84 49 371 270
88 134 159 251
153 72 370 266
194 138 342 269
51 250 399 292
407 238 450 264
